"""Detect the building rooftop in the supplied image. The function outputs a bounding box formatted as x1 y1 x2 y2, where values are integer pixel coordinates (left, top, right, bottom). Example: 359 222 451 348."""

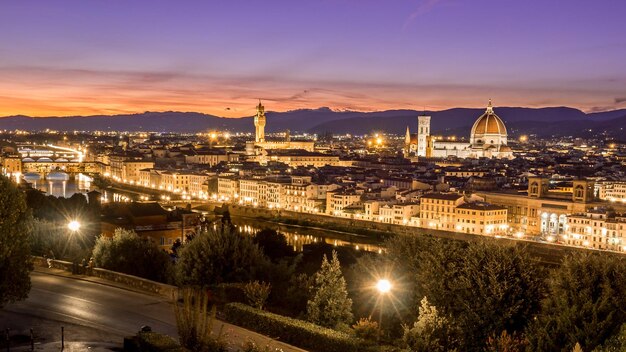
421 192 464 201
457 202 506 211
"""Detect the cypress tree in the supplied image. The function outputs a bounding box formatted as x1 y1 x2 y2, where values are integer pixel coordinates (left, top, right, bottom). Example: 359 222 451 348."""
306 250 353 329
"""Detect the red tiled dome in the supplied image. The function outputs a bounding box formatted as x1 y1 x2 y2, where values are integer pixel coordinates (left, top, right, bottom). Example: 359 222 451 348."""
471 101 507 136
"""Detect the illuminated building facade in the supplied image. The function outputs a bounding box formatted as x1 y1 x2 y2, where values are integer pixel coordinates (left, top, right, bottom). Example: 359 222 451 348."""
405 101 513 159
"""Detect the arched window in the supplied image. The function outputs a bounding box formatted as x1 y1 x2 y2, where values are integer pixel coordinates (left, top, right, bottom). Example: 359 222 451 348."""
530 182 538 194
575 185 584 198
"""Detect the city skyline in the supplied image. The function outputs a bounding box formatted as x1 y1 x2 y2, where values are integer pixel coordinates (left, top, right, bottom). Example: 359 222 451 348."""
1 0 625 117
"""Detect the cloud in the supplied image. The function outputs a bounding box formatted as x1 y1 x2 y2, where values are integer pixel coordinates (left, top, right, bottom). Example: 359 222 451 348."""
404 0 444 28
615 97 626 104
1 64 625 118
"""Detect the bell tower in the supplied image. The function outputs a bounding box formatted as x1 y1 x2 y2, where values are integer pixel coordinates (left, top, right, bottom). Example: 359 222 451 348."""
254 100 266 143
417 115 431 157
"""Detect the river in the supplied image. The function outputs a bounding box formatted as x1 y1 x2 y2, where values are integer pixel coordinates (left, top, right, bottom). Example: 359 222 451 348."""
223 216 385 254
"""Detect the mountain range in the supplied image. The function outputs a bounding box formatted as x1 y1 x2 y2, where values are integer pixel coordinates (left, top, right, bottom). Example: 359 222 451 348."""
1 107 625 138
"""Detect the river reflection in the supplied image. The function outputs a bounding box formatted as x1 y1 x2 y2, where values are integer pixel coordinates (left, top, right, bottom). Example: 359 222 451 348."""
226 218 385 254
24 173 93 198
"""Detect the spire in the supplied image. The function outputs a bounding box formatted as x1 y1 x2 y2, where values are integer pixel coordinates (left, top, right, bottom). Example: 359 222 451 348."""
405 126 411 145
486 99 493 113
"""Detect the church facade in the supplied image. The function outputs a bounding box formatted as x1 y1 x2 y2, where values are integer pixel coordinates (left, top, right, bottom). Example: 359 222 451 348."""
405 101 513 159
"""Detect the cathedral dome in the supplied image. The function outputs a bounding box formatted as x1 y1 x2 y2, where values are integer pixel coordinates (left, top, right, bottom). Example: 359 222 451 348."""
471 101 507 136
470 100 508 147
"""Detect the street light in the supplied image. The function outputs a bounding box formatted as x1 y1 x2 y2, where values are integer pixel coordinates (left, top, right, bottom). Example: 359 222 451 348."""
66 220 82 271
376 279 392 294
375 278 392 343
68 220 81 232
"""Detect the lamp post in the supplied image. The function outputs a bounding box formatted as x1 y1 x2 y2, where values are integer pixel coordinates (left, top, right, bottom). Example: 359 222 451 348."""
67 220 81 273
376 279 392 343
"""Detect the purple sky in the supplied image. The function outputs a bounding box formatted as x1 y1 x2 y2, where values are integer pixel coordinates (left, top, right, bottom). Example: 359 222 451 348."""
0 0 625 117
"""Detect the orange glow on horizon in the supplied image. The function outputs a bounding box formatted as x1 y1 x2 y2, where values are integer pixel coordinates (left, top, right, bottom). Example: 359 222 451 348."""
0 66 621 117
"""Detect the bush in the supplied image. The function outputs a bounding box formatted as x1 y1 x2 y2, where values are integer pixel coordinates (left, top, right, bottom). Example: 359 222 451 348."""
136 331 184 352
92 228 172 283
243 281 271 310
485 331 527 352
223 302 367 352
240 341 284 352
352 317 379 342
174 287 227 352
402 297 458 352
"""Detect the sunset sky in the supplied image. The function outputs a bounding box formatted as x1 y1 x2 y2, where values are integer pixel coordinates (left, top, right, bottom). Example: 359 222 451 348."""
1 0 625 117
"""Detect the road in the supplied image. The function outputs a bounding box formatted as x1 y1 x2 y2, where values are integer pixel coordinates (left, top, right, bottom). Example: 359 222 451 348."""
0 271 304 351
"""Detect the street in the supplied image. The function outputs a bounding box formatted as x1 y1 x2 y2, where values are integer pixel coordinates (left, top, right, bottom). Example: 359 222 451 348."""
0 271 304 351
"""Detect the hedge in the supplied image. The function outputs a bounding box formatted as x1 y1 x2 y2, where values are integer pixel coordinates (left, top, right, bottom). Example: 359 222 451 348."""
223 302 368 352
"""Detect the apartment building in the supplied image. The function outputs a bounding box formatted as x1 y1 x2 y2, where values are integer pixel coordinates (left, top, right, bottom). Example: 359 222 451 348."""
455 202 508 236
419 193 465 231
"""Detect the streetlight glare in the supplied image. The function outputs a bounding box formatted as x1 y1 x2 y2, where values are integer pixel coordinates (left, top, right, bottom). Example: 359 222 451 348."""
68 220 81 232
376 279 392 294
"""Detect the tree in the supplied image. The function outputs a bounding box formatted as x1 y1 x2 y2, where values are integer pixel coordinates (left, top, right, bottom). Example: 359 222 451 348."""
0 175 33 307
29 219 86 260
306 250 353 329
593 324 626 352
527 253 626 352
176 227 269 286
402 297 457 352
378 235 545 350
416 240 545 351
253 229 294 261
92 228 172 282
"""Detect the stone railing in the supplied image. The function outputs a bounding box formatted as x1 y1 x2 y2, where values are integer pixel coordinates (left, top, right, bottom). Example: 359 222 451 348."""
33 256 177 299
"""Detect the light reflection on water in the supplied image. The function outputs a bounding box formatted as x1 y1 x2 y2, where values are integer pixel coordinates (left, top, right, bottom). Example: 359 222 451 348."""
230 221 384 254
27 175 92 198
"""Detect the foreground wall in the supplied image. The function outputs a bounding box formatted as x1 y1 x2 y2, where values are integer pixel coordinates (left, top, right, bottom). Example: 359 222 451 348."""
33 256 177 299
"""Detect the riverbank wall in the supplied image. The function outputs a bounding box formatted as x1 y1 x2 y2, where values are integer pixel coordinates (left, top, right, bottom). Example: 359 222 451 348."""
204 202 586 266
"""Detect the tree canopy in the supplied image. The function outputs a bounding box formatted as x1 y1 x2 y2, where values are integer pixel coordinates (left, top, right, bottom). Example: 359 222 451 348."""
0 175 33 307
92 228 172 282
176 227 269 287
527 252 626 352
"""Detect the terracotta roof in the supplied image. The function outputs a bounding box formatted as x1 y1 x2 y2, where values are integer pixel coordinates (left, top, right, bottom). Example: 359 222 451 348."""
471 102 507 136
421 192 464 201
457 202 506 211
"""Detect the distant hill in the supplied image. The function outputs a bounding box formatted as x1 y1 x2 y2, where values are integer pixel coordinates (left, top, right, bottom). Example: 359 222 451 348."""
1 107 624 138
